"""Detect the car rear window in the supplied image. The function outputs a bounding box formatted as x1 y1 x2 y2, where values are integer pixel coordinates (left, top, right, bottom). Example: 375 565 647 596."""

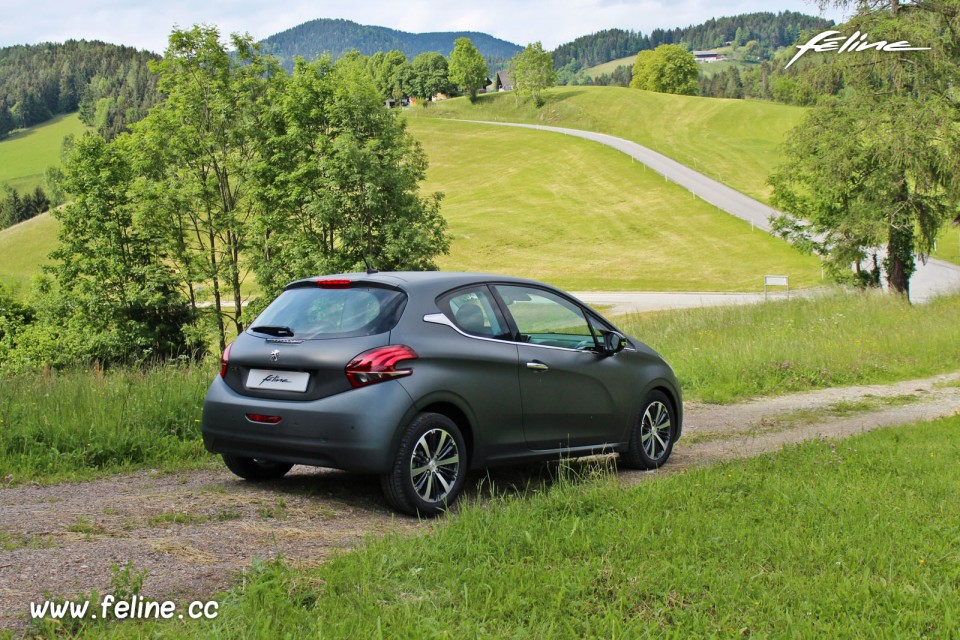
249 286 407 340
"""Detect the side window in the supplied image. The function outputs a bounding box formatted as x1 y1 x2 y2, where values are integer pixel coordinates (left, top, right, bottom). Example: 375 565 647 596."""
440 286 507 338
493 285 597 351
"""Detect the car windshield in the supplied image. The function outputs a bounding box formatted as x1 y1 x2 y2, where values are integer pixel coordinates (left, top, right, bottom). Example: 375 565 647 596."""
249 286 407 340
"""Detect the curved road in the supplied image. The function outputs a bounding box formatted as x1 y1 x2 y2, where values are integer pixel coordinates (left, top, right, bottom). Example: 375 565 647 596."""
457 119 960 305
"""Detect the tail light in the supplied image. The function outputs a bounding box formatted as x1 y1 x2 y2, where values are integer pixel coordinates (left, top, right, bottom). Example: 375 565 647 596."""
246 413 282 424
345 345 418 388
316 279 352 288
219 341 233 379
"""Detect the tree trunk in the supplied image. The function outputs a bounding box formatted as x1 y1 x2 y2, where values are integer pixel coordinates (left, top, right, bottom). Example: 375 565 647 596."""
885 211 914 298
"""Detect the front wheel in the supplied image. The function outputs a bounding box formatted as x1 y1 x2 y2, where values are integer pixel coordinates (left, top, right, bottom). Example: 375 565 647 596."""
381 412 467 517
221 454 293 481
620 390 676 470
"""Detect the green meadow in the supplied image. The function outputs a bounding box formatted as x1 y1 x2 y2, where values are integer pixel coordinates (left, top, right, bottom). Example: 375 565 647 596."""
0 112 86 194
582 55 635 76
409 85 807 203
0 212 58 294
407 117 821 291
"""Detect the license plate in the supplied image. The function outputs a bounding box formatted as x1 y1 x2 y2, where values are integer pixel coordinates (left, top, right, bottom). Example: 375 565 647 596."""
246 369 310 392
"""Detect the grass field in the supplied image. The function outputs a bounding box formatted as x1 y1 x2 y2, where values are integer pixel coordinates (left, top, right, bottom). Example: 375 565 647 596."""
408 118 821 291
618 290 960 403
0 113 86 194
3 291 959 485
0 212 58 294
410 85 807 203
51 414 960 638
583 55 634 77
933 223 960 266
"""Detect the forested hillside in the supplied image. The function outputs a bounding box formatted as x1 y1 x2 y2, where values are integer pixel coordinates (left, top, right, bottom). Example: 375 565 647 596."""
0 40 160 139
260 18 521 70
552 11 834 69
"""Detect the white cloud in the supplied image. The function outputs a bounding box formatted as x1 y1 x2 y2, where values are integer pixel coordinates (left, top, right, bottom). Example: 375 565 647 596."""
2 0 848 53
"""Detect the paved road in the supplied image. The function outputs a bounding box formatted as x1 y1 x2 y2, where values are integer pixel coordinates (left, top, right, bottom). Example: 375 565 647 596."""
458 119 960 303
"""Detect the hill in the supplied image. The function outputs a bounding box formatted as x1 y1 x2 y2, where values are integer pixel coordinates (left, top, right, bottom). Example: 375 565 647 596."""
553 12 834 79
406 118 821 291
409 85 806 203
0 40 160 139
0 112 822 296
260 19 522 70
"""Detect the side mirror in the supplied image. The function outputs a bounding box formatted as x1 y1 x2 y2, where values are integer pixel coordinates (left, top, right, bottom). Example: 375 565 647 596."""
601 330 627 356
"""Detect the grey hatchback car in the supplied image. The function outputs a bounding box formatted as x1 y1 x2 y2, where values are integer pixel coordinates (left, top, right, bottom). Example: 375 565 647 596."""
202 272 682 515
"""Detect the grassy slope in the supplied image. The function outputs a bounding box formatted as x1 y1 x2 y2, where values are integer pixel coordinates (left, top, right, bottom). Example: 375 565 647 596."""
408 118 821 291
410 86 807 203
66 415 960 639
0 113 86 193
0 212 58 294
933 223 960 266
583 55 635 76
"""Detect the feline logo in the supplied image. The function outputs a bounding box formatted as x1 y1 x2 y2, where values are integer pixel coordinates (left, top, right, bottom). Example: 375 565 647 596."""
786 30 930 69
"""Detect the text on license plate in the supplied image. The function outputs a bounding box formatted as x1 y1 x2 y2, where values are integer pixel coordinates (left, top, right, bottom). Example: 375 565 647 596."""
246 369 310 392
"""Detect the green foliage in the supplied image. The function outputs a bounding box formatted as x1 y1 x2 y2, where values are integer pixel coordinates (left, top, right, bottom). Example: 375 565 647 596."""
769 3 959 296
71 415 960 638
630 44 699 95
0 185 50 230
252 56 448 301
27 133 201 368
508 42 557 107
448 37 489 101
409 51 453 102
0 40 160 137
367 50 412 103
0 364 211 484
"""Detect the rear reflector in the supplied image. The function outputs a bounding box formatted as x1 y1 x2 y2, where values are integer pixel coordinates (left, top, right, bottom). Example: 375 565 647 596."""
246 413 283 424
316 279 352 288
345 345 418 388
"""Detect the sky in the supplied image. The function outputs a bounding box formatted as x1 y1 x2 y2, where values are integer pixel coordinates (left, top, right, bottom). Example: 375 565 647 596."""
3 1 849 53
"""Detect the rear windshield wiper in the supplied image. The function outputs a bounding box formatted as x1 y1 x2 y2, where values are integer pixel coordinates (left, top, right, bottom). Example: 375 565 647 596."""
250 325 295 337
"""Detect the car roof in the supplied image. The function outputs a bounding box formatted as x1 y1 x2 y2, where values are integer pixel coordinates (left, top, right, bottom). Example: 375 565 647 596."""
289 271 552 293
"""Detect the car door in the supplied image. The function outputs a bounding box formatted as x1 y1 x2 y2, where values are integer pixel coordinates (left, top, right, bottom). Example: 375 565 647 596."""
491 284 622 450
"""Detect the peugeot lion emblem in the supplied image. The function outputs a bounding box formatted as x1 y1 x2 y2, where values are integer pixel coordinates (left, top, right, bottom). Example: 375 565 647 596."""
270 349 280 362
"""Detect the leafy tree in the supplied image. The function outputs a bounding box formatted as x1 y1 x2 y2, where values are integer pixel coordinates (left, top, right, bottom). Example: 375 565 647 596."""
409 52 452 104
630 44 699 95
368 50 411 103
770 1 959 297
449 37 489 101
132 26 280 351
508 42 557 107
32 133 198 367
250 55 449 301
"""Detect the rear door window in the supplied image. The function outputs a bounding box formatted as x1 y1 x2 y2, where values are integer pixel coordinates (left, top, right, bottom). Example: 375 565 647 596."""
250 286 407 339
439 286 509 339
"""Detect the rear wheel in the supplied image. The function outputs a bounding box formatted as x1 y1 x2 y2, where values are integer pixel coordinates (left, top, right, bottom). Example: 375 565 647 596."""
221 454 293 481
620 390 676 470
381 412 467 517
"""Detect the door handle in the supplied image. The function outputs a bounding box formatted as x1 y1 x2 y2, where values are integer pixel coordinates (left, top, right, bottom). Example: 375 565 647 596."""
526 361 549 371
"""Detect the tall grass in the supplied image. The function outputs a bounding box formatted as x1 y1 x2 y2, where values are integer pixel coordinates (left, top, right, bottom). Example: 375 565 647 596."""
620 290 960 403
0 363 213 484
60 415 960 639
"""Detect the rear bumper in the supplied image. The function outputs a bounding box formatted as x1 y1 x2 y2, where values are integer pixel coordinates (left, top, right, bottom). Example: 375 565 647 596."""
201 376 415 474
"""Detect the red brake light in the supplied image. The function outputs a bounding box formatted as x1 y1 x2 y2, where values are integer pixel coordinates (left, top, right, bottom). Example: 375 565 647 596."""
345 345 418 388
219 341 233 379
246 413 282 424
316 279 352 289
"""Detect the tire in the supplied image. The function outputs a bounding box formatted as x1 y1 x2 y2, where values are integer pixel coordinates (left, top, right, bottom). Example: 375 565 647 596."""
620 390 676 470
381 412 467 517
221 454 293 482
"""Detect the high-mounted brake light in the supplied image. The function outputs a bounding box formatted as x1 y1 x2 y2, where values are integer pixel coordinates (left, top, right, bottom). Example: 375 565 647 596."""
219 341 233 379
345 345 418 388
316 279 352 289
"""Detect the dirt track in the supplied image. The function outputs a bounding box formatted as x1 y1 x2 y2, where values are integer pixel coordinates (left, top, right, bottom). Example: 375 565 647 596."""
2 372 958 632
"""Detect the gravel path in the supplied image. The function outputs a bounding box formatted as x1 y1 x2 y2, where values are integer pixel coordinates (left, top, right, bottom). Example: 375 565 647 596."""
2 371 958 632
